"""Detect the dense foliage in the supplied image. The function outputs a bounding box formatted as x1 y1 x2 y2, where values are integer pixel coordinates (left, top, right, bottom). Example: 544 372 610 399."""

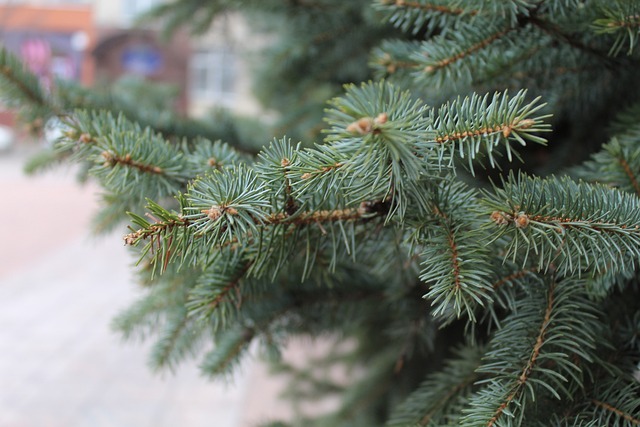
3 0 640 425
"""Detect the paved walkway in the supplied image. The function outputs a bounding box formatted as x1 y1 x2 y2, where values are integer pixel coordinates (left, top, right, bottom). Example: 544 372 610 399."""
0 144 259 426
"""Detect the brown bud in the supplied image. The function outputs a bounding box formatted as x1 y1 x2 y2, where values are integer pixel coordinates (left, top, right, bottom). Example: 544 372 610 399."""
101 151 115 166
490 211 510 225
123 233 138 246
515 213 530 228
79 133 93 144
374 112 388 125
202 206 222 221
281 158 291 167
208 157 219 167
226 207 239 216
301 172 313 180
346 117 374 135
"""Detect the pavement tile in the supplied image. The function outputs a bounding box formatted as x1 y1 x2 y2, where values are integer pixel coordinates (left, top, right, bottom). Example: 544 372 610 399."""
0 146 252 426
0 145 323 427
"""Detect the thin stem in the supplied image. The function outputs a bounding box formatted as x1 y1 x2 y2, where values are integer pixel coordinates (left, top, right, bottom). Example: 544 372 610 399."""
527 16 613 62
434 118 536 144
487 282 555 426
492 268 536 289
0 63 50 111
419 372 478 425
618 156 640 196
102 151 165 174
207 261 253 311
425 27 515 73
591 399 640 425
380 0 476 16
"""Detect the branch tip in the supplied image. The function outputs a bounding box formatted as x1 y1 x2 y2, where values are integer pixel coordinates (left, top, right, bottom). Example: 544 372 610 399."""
346 112 388 135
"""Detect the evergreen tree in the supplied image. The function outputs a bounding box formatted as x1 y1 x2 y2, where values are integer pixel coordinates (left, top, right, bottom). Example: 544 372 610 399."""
3 0 640 425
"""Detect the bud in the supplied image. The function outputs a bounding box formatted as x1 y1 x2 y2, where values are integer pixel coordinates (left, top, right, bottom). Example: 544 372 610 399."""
490 211 510 225
374 112 388 125
515 213 530 228
346 117 374 135
79 133 93 144
202 206 222 221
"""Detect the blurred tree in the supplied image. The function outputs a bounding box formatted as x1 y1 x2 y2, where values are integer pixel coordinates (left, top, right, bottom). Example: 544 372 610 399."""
3 0 640 425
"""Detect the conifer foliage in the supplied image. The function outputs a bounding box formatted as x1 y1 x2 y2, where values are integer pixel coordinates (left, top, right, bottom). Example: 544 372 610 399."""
3 0 640 425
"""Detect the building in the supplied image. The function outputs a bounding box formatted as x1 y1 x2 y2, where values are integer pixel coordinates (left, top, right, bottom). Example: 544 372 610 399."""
92 0 265 117
0 3 95 128
0 0 262 120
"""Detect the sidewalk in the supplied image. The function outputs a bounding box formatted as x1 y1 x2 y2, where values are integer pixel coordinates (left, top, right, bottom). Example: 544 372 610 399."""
0 145 252 427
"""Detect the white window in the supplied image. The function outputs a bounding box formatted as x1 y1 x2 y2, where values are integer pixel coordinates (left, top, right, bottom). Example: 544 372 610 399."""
190 47 236 108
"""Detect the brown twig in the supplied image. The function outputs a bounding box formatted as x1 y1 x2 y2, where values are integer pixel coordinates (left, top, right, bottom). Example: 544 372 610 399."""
487 282 555 426
435 119 536 144
379 0 476 16
425 27 515 73
618 156 640 196
102 151 164 174
591 399 640 425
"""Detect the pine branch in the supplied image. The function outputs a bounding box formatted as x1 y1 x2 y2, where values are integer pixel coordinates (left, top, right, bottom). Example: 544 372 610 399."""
590 399 640 425
415 180 494 321
371 40 424 77
463 278 603 425
57 110 192 205
101 151 165 174
527 15 613 62
111 269 196 341
324 83 550 211
484 173 640 276
122 85 551 283
491 268 538 290
125 190 387 276
427 26 516 73
378 0 470 16
386 345 483 426
87 134 188 195
0 47 53 118
149 306 206 371
200 326 255 379
593 1 640 56
331 349 398 421
561 378 640 425
429 90 550 172
618 155 640 195
485 265 545 325
373 0 477 36
491 283 556 426
288 144 349 207
324 80 431 205
185 253 254 332
573 137 640 197
187 138 246 171
57 80 262 155
404 19 531 88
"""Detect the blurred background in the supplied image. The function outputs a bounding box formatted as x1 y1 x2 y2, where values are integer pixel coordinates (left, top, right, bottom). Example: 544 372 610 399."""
0 0 297 425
